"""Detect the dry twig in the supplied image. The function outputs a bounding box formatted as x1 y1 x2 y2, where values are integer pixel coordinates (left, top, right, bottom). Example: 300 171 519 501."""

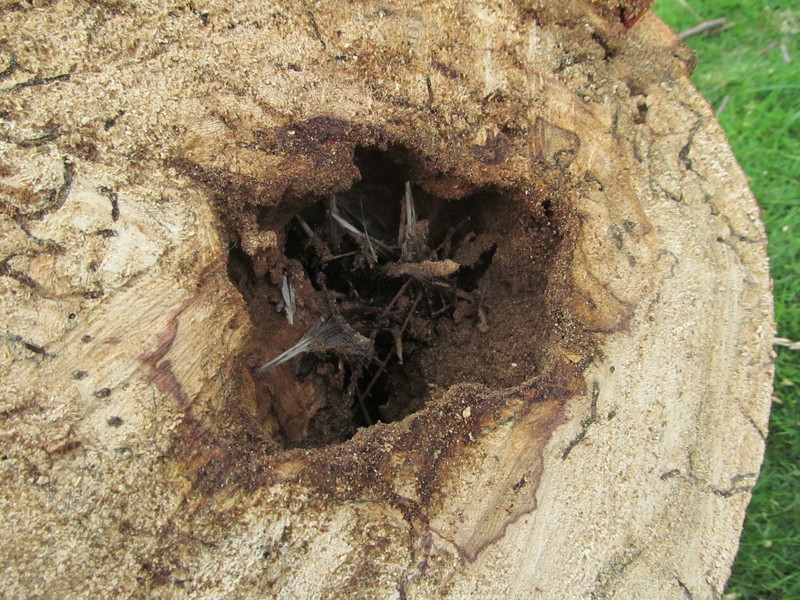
774 337 800 350
780 43 792 64
757 40 779 56
679 18 727 40
715 95 731 116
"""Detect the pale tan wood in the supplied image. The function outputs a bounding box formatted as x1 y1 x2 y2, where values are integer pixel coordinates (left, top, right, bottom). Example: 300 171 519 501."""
0 2 772 599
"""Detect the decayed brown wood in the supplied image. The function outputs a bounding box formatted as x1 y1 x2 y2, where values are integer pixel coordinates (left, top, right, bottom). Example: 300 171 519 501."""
0 1 772 599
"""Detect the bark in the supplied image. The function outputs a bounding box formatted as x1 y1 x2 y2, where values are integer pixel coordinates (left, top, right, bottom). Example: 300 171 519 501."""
0 1 772 599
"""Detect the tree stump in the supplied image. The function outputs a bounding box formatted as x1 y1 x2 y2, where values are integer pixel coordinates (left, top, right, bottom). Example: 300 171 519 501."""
0 1 773 598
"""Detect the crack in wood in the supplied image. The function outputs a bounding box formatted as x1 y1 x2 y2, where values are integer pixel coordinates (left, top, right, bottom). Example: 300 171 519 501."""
742 410 766 441
22 341 46 356
562 380 600 459
656 249 679 278
716 213 767 245
97 186 121 222
4 72 71 93
6 332 57 361
0 50 18 80
425 76 433 108
656 184 683 203
17 126 60 148
8 158 75 223
591 32 616 61
103 110 125 131
396 529 432 600
678 119 705 177
300 0 327 50
17 223 65 252
0 255 40 289
676 577 694 599
589 549 643 599
660 468 756 498
0 227 66 296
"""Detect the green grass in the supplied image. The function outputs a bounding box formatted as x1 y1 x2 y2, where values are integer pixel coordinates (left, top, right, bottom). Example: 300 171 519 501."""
653 2 800 598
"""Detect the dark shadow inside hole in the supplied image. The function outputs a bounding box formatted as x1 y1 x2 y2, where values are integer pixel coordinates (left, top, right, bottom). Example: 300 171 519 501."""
281 146 485 430
227 243 256 294
456 243 497 291
226 144 562 448
542 199 554 222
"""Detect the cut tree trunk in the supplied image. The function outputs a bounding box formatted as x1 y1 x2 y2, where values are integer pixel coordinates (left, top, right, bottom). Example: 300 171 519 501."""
0 1 773 599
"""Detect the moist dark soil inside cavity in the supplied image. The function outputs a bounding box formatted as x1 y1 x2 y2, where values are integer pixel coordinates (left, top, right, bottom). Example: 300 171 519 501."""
227 145 570 449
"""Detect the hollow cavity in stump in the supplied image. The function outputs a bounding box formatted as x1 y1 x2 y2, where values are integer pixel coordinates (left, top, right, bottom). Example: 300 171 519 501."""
224 144 570 449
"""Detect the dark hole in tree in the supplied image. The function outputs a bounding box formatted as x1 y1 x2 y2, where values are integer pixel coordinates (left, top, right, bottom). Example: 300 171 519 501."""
280 147 497 428
228 144 564 449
